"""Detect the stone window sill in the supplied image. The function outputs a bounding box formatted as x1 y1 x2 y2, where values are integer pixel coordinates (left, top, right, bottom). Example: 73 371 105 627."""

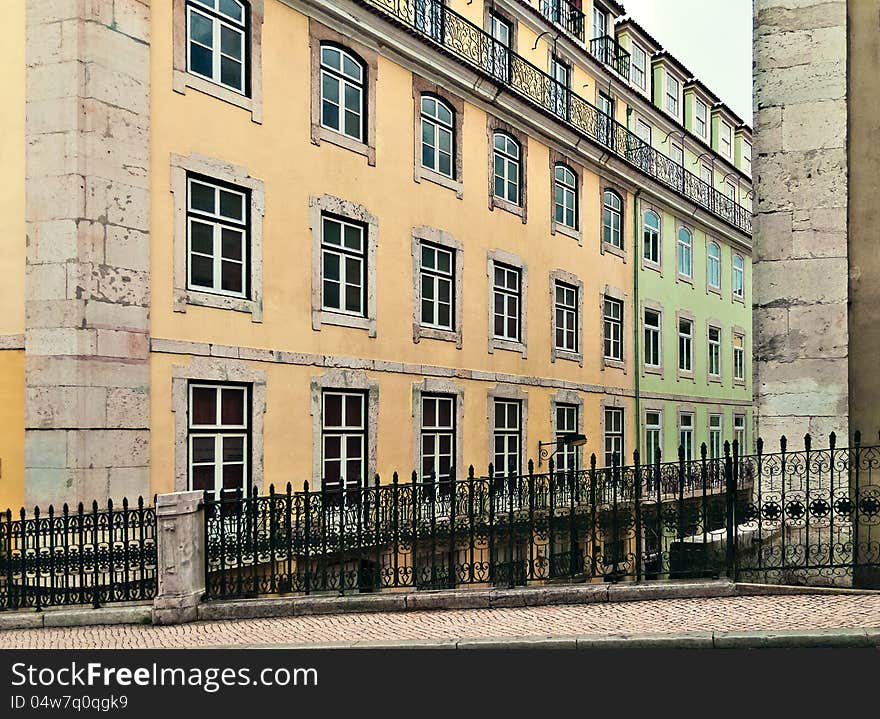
174 288 262 322
418 167 464 198
643 259 662 274
415 325 462 348
491 196 525 221
733 294 745 305
312 310 376 337
173 71 261 123
677 273 694 286
552 349 583 366
552 222 582 244
314 126 375 165
602 242 626 260
490 337 527 358
677 370 695 382
708 376 723 385
602 358 626 371
707 285 722 297
643 365 663 377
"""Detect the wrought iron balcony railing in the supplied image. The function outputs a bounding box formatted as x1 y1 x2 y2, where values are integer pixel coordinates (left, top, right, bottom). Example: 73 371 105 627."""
589 35 630 81
360 0 752 235
538 0 586 42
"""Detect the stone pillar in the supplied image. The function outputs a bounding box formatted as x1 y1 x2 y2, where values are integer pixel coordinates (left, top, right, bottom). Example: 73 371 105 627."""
24 1 151 506
752 0 849 443
152 491 206 625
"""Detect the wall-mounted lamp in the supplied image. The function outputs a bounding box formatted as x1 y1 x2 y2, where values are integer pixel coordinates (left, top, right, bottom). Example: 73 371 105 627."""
538 433 588 466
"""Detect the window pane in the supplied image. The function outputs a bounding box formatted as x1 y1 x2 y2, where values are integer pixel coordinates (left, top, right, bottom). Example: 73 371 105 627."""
220 56 242 90
220 25 242 59
190 182 215 213
190 254 213 288
223 435 244 463
192 386 217 425
221 228 243 260
190 43 212 79
190 221 213 255
344 394 363 427
192 465 215 492
222 463 243 490
221 260 242 294
192 436 215 463
190 12 213 46
219 190 243 221
221 388 245 426
345 284 361 313
323 219 341 246
324 394 342 427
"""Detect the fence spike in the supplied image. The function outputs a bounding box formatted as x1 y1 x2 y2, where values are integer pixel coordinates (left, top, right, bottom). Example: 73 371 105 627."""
757 436 764 455
780 435 787 453
855 430 862 447
829 431 836 449
804 433 811 451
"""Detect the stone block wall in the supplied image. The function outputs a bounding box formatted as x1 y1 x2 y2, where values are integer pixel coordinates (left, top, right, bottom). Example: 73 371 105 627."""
752 0 849 443
24 1 151 506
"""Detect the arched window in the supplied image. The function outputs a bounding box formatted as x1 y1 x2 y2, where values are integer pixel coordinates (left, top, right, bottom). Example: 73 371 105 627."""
643 210 660 264
493 132 521 205
603 190 622 249
733 254 745 298
677 226 693 277
707 241 721 289
554 164 578 229
421 95 454 178
187 0 248 94
320 44 366 142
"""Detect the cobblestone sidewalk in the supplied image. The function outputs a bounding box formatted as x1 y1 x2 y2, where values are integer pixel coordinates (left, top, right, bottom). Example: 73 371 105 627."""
2 594 880 648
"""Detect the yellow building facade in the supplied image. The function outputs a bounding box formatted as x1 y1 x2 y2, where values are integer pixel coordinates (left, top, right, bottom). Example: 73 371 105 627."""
3 0 751 511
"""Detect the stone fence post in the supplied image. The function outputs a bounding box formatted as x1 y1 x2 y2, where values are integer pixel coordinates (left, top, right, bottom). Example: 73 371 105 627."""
152 491 206 625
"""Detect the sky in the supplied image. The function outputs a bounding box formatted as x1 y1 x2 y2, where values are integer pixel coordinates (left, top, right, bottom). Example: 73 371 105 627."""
620 0 753 122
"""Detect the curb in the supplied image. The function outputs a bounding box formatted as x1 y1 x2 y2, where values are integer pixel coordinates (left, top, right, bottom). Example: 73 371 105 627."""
0 604 152 631
214 628 880 650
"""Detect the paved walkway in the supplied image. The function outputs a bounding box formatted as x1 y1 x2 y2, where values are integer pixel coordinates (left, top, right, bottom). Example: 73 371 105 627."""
1 594 880 648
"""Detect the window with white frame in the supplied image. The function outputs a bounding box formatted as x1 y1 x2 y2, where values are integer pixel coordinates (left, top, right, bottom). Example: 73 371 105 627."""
643 210 660 265
733 254 745 298
549 56 570 118
733 334 745 382
321 214 366 317
493 399 521 477
709 414 722 459
700 164 713 187
554 281 578 353
188 382 249 497
695 98 708 138
592 6 607 39
742 140 752 174
493 132 521 205
187 176 248 298
555 403 579 474
645 411 662 465
707 241 721 290
604 407 624 466
492 262 521 342
489 12 511 82
187 0 248 94
603 189 623 249
666 73 680 116
421 95 455 178
421 394 455 489
720 120 732 158
636 118 652 145
725 180 737 203
679 413 694 461
670 142 684 167
677 226 693 277
644 308 661 367
603 297 623 361
420 242 454 330
678 317 693 373
708 326 722 378
320 44 366 143
321 390 366 492
554 164 578 229
734 414 746 452
631 44 647 90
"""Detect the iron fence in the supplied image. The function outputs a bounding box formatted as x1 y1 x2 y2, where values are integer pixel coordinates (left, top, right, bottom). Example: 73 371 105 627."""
539 0 586 42
359 0 752 234
0 497 157 611
204 433 880 599
589 35 631 81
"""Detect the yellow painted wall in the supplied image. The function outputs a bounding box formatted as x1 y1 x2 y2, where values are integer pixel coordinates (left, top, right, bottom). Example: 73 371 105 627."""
0 351 25 511
0 0 25 336
148 1 634 493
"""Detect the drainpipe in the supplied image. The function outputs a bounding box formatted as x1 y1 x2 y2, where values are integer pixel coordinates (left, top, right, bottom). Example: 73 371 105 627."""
633 189 642 458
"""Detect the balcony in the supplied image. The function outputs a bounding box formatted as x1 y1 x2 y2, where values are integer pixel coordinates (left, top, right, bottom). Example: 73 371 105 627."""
538 0 586 42
360 0 752 235
589 35 630 81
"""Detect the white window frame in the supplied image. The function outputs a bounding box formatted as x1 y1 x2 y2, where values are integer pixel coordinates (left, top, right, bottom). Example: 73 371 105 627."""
592 7 608 39
636 118 652 145
603 296 623 362
554 281 578 353
493 399 522 478
186 176 248 299
678 317 693 373
700 164 713 188
708 325 722 379
645 411 662 465
604 407 625 466
677 226 693 278
492 262 522 343
321 389 367 492
670 142 684 167
554 164 578 230
603 189 623 249
320 214 367 318
420 95 455 179
707 241 722 290
733 254 745 299
734 414 747 452
188 382 249 498
666 72 680 116
709 414 723 459
733 333 746 382
186 0 247 95
493 131 521 206
720 120 732 158
555 403 579 474
644 308 661 368
643 210 660 265
725 180 737 203
320 44 366 143
420 394 456 485
742 140 752 174
695 98 708 139
631 43 647 90
419 241 455 331
679 413 694 461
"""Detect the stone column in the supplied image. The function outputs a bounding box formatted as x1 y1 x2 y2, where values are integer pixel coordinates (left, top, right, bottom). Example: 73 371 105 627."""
152 491 206 625
752 0 849 443
24 1 151 506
